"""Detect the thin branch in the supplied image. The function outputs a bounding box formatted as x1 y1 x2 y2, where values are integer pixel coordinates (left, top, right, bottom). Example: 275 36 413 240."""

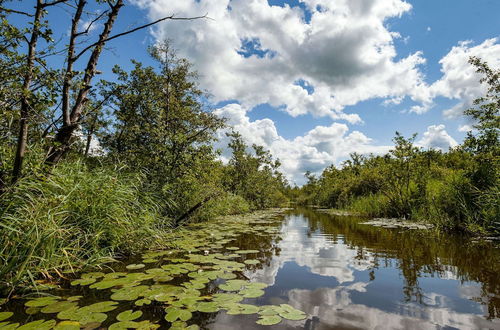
74 13 208 61
0 7 33 17
75 10 108 37
42 0 69 7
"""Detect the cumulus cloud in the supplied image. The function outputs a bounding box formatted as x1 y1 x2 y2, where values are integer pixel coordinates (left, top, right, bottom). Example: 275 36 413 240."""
416 125 457 151
132 0 428 121
213 103 390 184
128 0 500 184
412 38 500 117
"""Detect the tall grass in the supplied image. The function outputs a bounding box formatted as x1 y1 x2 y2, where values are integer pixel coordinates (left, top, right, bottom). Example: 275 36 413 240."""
0 160 172 294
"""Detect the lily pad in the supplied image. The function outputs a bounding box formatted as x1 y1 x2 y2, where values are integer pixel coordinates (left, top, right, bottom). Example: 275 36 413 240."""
256 315 282 326
117 310 143 321
17 320 57 330
243 259 260 265
109 320 159 330
111 285 149 301
82 301 119 313
218 272 237 280
54 321 81 330
165 307 192 322
126 264 145 270
239 288 265 298
0 313 12 322
25 296 60 307
135 298 152 306
194 302 219 313
40 301 78 314
71 278 96 286
236 250 259 254
0 322 20 330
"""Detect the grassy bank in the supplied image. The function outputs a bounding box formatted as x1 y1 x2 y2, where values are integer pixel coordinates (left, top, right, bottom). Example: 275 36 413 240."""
0 161 258 296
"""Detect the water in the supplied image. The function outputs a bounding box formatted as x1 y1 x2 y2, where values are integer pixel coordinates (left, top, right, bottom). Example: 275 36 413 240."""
209 208 500 329
2 208 499 329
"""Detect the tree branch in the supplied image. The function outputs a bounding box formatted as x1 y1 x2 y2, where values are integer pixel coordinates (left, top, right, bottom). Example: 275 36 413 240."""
42 0 69 7
0 7 33 17
74 13 208 61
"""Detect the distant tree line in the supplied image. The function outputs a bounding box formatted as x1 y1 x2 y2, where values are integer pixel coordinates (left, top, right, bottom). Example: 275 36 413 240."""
294 57 499 235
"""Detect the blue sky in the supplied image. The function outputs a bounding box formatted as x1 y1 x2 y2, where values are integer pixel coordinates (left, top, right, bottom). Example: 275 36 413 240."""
10 0 500 184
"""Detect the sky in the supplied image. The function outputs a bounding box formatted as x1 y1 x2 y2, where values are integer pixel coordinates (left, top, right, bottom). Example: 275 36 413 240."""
11 0 500 185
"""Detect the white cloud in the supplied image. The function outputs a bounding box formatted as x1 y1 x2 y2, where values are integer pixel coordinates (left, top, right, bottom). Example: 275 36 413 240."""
412 38 500 117
458 124 473 133
132 0 427 122
128 1 500 184
417 124 457 151
214 103 390 184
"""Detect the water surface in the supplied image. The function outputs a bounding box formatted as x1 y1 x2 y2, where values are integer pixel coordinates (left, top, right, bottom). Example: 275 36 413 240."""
211 208 500 329
2 208 499 329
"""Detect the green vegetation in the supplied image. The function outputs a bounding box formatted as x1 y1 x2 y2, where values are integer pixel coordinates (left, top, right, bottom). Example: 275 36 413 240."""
296 58 499 234
0 2 288 294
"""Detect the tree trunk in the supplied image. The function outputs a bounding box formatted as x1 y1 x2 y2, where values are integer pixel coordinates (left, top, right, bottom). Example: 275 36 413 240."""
11 0 44 183
46 0 123 165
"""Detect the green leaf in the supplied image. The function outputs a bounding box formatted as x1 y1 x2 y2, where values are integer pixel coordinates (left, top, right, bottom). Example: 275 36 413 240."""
126 264 145 270
165 307 192 322
17 320 57 330
54 321 81 330
0 313 12 322
256 315 282 326
117 310 143 321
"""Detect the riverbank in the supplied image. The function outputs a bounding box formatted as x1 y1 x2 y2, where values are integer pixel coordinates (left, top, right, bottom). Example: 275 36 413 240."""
0 205 287 299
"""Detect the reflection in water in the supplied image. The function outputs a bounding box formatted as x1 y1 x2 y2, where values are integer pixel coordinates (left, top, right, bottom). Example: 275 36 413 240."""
212 208 500 329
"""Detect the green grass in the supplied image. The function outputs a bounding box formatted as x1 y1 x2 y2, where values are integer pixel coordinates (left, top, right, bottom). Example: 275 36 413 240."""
0 160 172 294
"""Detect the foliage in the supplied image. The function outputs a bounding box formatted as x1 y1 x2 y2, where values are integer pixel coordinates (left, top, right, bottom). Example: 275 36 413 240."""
224 131 289 209
295 58 498 234
0 160 170 292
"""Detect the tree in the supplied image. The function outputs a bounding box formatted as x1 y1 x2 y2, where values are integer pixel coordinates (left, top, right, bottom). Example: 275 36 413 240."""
463 56 500 190
101 41 225 215
224 131 288 208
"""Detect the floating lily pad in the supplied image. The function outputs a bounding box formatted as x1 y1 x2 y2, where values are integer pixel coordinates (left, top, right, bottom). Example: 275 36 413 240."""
40 301 78 314
17 319 57 330
111 285 149 301
57 306 108 325
278 304 307 320
194 302 219 313
236 250 259 254
218 272 237 280
126 264 145 270
243 259 260 265
109 320 159 330
135 298 151 306
54 321 81 330
66 296 83 302
256 315 282 326
83 301 119 313
0 322 19 330
25 307 40 315
25 296 60 307
225 247 240 251
165 307 192 322
71 278 96 286
239 288 265 298
117 310 143 321
0 313 13 322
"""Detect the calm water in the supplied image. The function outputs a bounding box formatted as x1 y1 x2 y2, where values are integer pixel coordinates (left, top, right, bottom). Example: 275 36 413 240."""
2 208 500 329
210 208 500 329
